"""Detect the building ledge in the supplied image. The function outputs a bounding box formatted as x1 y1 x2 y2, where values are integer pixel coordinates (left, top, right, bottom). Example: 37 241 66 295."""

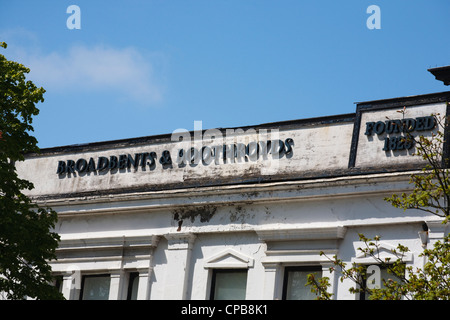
428 66 450 86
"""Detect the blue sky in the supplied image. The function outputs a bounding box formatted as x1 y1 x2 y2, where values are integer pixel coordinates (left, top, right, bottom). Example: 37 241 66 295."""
1 1 449 148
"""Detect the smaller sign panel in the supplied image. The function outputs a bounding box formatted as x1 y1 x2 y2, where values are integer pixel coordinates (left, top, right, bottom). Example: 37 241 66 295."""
353 103 447 169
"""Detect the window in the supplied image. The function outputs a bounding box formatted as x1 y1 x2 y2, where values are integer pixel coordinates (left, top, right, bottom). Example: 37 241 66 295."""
127 272 139 300
80 274 111 300
52 275 63 294
210 269 248 300
359 264 404 300
282 266 322 300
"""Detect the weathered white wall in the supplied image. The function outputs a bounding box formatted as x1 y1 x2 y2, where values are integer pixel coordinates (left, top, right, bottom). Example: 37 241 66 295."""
16 121 353 197
46 174 445 300
14 101 450 300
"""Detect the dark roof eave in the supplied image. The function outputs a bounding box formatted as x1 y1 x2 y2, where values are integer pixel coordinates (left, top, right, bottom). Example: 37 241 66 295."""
428 66 450 86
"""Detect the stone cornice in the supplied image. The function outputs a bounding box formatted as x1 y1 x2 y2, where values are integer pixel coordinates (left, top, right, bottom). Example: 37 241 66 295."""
41 171 417 218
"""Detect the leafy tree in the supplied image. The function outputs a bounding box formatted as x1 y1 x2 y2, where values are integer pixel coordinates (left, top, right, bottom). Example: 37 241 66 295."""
0 42 63 299
308 234 450 300
386 109 450 222
307 108 450 300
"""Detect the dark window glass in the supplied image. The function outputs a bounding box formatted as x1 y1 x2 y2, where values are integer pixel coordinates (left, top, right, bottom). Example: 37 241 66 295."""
127 272 139 300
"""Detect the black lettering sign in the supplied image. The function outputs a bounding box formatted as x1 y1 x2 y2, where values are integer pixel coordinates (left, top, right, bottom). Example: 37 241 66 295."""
365 116 436 137
364 115 436 152
75 158 87 172
56 161 66 174
87 158 96 172
67 160 75 173
97 156 109 171
56 138 295 177
109 156 118 170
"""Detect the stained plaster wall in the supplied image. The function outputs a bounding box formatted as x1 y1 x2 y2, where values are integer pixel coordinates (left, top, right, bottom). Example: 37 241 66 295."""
13 94 450 299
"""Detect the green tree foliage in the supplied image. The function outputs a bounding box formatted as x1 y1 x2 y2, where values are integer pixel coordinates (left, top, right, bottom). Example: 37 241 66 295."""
386 110 450 222
307 234 450 300
0 42 63 299
307 108 450 300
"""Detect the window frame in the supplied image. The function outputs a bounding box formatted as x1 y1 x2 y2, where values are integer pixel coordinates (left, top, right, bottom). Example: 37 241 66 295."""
358 263 405 300
209 268 248 300
282 265 323 300
52 275 64 294
79 274 111 300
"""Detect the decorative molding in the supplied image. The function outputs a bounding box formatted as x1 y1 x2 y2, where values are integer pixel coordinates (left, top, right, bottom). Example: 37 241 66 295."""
204 248 254 269
256 226 346 242
257 226 345 267
56 235 160 252
51 235 161 273
37 172 416 214
164 233 196 250
426 220 449 239
261 249 338 266
352 241 413 264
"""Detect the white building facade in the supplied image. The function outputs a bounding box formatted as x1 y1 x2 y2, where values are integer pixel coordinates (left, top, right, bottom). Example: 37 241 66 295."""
16 91 450 300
